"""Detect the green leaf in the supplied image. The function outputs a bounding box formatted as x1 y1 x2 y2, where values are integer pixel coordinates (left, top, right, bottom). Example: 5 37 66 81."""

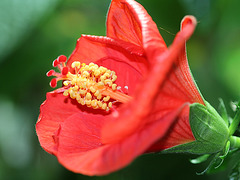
163 101 229 154
206 149 240 176
190 154 210 164
196 153 221 175
218 98 229 126
229 164 240 180
228 151 240 180
0 0 60 62
220 141 230 159
230 136 240 149
229 108 240 136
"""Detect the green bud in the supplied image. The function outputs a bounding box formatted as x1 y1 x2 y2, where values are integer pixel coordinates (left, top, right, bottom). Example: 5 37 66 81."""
163 101 229 154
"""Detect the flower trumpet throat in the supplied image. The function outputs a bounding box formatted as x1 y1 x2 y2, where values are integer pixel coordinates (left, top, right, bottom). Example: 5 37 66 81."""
47 55 132 111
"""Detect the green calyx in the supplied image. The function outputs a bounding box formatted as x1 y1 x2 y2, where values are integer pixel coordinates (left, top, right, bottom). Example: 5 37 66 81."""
163 99 240 176
163 100 229 154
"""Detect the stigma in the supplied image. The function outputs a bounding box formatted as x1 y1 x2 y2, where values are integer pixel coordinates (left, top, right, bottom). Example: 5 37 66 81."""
47 55 131 111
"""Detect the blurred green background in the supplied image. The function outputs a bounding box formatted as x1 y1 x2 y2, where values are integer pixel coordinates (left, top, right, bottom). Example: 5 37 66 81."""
0 0 239 179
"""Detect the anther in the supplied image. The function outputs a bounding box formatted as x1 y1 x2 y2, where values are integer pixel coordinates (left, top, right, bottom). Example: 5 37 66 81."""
76 94 81 101
97 101 103 108
69 89 76 99
97 94 102 100
99 66 107 74
81 65 89 72
104 73 110 78
89 62 95 67
79 98 85 105
85 99 91 106
102 103 107 110
100 75 106 82
73 85 79 91
63 90 69 96
94 90 100 97
82 71 90 77
112 75 117 82
86 92 92 100
103 96 110 102
79 89 87 95
71 78 77 85
91 100 98 108
98 82 104 87
63 81 70 86
94 70 100 76
90 86 96 93
106 70 111 75
104 79 112 86
82 82 87 89
112 84 117 91
71 61 81 69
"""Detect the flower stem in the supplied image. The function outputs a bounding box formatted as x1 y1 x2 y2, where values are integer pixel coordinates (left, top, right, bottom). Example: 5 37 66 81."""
229 108 240 136
229 136 240 149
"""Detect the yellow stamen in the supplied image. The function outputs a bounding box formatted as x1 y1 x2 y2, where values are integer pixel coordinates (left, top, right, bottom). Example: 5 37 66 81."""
108 102 113 108
94 70 100 76
89 86 96 93
86 92 92 100
62 61 132 111
63 81 70 86
102 103 107 110
98 82 104 87
63 90 69 96
85 99 91 105
97 101 103 108
112 75 117 82
103 96 110 102
112 84 117 91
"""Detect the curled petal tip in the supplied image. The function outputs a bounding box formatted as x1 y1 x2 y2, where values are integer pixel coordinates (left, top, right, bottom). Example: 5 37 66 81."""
181 15 197 29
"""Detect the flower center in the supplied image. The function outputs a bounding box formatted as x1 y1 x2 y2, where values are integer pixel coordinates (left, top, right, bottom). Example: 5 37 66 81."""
47 55 131 111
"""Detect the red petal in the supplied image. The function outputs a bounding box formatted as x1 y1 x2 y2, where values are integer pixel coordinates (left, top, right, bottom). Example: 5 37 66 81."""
36 91 106 155
107 0 167 62
174 15 204 104
145 16 204 150
57 106 184 176
67 35 149 95
67 35 145 66
147 106 195 152
102 16 199 144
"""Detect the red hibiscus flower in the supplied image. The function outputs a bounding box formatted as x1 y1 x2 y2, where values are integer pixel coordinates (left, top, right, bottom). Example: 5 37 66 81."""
36 0 204 176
